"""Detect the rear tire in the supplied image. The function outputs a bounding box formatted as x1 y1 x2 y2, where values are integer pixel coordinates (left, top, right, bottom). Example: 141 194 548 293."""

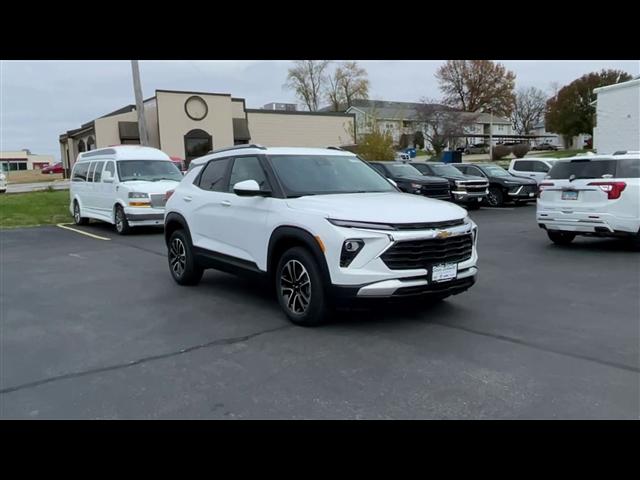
73 201 89 225
114 205 131 235
168 229 203 285
486 187 504 207
276 246 330 326
547 230 576 245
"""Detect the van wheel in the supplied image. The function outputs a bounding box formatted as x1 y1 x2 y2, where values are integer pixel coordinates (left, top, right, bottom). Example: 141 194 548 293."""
547 231 575 245
73 201 89 225
486 187 504 207
168 229 203 285
276 247 329 326
114 205 131 235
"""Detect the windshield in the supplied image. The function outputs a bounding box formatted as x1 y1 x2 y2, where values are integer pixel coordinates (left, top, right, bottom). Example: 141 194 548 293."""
385 163 422 177
483 165 510 177
268 155 396 196
117 160 183 182
430 164 464 176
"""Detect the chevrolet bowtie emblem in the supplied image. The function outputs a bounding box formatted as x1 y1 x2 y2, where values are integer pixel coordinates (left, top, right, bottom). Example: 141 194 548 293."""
436 230 452 239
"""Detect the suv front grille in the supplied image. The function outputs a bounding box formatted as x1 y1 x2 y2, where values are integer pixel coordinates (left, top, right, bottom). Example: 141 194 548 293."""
421 184 450 199
394 219 465 230
150 194 167 208
460 181 488 192
381 234 473 270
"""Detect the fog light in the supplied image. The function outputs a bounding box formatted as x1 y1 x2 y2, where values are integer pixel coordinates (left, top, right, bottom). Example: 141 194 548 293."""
340 239 364 267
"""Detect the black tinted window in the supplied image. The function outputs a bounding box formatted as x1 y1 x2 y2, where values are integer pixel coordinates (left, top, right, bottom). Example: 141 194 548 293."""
548 160 617 179
533 161 550 173
616 158 640 178
228 156 269 192
513 160 534 171
198 158 230 191
410 163 431 175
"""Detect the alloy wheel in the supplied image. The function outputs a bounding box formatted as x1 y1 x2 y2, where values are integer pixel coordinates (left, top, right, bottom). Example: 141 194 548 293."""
169 238 186 278
280 259 311 314
74 203 81 223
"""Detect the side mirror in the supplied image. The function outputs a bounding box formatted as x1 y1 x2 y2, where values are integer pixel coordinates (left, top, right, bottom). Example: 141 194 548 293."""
233 179 271 197
103 171 114 183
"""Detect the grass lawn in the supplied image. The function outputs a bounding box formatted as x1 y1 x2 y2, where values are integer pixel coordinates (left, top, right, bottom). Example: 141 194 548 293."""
0 190 71 228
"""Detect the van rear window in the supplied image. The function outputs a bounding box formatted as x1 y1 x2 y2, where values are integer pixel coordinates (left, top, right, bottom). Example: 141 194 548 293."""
548 158 640 179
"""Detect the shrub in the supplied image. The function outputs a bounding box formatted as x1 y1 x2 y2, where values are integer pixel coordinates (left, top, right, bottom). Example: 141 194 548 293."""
512 143 531 158
356 129 395 161
491 145 511 160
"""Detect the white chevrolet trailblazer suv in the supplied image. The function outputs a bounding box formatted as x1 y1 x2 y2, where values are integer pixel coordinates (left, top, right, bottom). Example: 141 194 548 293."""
164 145 479 326
537 152 640 246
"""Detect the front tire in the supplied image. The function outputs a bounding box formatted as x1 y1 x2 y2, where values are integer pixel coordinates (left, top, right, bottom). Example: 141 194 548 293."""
276 246 329 326
168 229 203 285
486 187 504 207
547 230 576 245
114 205 131 235
73 201 89 225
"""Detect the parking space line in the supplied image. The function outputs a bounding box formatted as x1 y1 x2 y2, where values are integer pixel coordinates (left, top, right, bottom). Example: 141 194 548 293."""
482 207 515 211
56 223 111 241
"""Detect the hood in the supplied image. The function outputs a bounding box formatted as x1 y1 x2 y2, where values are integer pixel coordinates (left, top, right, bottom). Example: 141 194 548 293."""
119 179 180 193
439 172 486 181
395 174 449 184
502 175 537 185
286 192 468 223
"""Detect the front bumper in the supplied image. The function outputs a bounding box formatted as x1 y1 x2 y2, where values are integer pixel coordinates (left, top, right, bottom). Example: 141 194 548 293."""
451 190 487 203
507 186 537 201
124 207 165 226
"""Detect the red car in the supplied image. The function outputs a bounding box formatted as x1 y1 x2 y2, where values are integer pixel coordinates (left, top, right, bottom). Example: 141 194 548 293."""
41 162 64 174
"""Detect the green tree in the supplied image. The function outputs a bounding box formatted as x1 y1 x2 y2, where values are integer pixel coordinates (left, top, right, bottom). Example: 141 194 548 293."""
356 122 395 161
546 69 633 138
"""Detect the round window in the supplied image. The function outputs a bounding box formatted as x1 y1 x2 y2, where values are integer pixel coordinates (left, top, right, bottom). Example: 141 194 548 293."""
184 96 208 121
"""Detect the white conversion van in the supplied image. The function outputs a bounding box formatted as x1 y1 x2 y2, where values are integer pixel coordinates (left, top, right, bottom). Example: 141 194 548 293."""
69 146 183 234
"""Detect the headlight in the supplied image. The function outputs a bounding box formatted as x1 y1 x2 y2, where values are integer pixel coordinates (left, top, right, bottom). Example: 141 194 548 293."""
340 239 365 267
410 182 422 190
128 192 149 198
328 219 395 231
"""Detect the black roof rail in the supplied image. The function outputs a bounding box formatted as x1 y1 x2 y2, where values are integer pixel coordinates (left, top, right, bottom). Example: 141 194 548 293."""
206 144 266 155
326 146 344 151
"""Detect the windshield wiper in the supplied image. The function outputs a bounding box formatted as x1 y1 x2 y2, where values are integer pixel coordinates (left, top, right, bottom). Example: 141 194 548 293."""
152 177 179 181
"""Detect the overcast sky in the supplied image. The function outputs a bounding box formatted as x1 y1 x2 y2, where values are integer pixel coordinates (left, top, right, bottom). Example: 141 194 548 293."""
2 60 638 160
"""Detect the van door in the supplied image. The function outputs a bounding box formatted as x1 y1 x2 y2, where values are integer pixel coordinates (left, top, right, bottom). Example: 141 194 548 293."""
97 161 117 221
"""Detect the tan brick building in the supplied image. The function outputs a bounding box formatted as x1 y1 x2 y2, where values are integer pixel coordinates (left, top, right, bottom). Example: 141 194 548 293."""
59 89 356 171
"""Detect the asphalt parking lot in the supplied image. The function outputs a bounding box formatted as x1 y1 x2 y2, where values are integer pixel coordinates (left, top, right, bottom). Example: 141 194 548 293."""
1 205 639 419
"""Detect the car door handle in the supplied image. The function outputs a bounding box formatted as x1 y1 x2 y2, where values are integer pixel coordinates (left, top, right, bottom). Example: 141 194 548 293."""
183 196 192 202
221 200 231 207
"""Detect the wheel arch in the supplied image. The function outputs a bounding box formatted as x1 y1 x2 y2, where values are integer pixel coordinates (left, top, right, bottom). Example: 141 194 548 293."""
267 226 331 286
164 212 192 247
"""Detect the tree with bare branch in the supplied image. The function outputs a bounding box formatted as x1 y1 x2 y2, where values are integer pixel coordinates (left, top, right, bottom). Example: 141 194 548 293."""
415 99 478 157
435 60 516 117
325 61 370 111
511 87 548 135
284 60 330 111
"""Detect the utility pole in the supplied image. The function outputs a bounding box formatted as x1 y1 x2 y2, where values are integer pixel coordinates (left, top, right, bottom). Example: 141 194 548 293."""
131 60 149 146
489 108 493 160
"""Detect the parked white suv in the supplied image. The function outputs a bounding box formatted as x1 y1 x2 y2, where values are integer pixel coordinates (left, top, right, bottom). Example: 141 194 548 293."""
537 153 640 246
164 145 479 326
508 157 557 184
70 146 183 234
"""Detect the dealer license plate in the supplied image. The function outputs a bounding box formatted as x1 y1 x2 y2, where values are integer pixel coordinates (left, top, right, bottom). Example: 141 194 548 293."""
562 190 578 200
431 263 457 282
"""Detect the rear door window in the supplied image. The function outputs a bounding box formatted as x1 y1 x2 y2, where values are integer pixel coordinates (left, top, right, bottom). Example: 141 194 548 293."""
548 159 617 180
198 158 231 191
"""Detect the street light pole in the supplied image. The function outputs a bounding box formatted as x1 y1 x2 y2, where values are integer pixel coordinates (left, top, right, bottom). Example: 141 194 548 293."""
131 60 149 146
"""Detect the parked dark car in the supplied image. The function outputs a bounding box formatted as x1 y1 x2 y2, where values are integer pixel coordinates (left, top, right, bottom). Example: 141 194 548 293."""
41 162 64 174
452 163 538 207
409 161 488 209
464 143 489 154
531 143 559 151
368 161 451 200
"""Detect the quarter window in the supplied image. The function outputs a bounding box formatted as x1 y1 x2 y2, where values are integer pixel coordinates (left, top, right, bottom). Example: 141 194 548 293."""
198 158 231 191
228 156 269 192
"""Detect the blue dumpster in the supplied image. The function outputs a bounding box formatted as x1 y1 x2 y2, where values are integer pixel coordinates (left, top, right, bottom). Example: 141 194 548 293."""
442 151 454 163
404 148 417 158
